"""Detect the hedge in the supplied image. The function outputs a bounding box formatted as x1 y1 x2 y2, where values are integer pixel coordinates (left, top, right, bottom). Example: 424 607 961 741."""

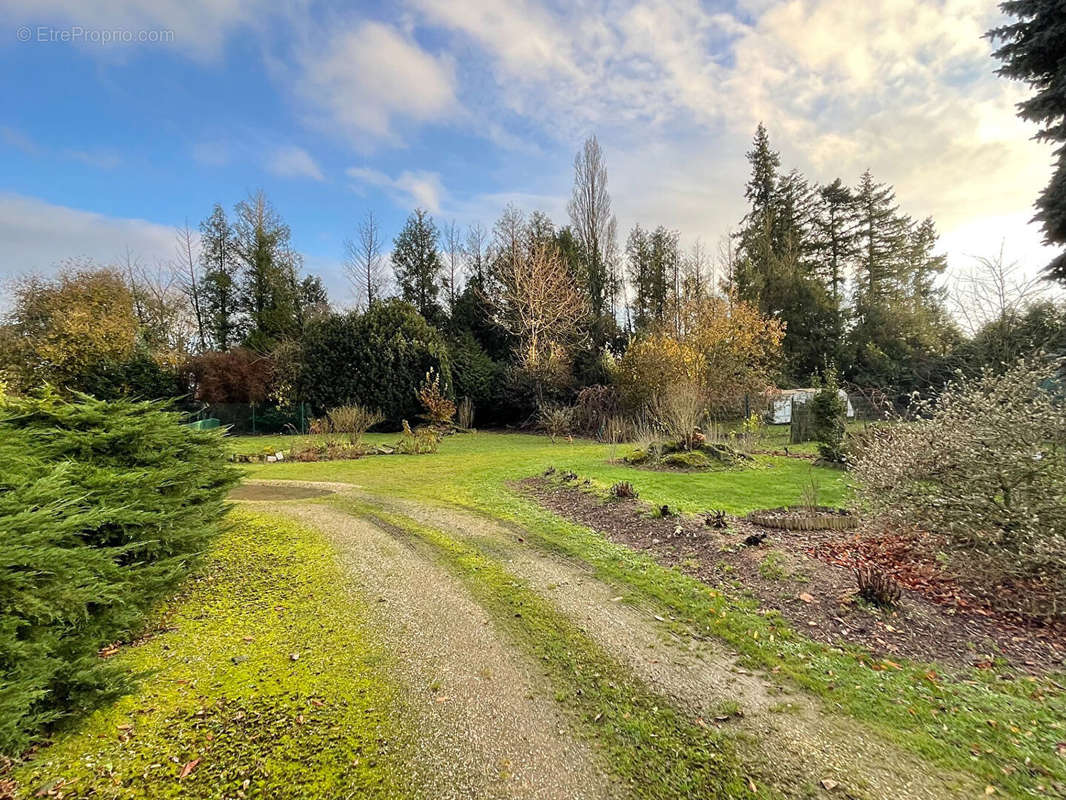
297 299 452 423
0 391 238 755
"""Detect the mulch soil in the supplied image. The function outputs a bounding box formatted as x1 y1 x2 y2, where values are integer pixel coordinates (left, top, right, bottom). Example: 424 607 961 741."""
518 476 1066 674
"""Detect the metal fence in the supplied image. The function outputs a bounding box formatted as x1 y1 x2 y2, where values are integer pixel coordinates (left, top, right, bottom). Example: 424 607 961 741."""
186 403 312 435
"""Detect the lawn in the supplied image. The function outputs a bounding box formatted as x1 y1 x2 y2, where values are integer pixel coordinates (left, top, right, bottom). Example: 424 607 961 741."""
19 428 1066 799
13 511 410 799
233 429 849 514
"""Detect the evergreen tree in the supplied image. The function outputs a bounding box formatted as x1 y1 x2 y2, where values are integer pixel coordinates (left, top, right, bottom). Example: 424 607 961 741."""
232 191 303 351
199 204 241 350
734 125 837 380
812 179 859 304
989 2 1066 281
392 208 444 324
626 224 652 331
734 123 781 304
853 170 909 309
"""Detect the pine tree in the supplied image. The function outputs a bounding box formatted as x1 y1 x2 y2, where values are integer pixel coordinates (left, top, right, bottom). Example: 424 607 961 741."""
199 204 241 350
233 190 302 351
626 224 652 331
812 179 859 304
393 208 445 324
734 123 782 305
853 171 909 309
989 1 1066 281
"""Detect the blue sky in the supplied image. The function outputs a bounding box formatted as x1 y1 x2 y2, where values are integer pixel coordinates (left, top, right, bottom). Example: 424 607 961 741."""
0 0 1056 307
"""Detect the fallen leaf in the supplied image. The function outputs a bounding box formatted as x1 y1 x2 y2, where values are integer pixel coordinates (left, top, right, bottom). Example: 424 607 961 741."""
798 592 815 604
178 758 201 780
820 778 838 790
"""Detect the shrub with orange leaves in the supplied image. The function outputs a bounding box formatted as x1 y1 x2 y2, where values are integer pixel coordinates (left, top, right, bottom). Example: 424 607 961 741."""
616 294 784 417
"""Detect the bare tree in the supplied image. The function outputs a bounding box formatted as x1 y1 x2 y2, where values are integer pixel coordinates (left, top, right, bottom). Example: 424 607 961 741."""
175 220 207 352
952 243 1046 336
715 233 738 297
344 210 386 308
494 238 587 374
124 255 197 355
443 219 464 311
567 135 618 320
464 222 489 285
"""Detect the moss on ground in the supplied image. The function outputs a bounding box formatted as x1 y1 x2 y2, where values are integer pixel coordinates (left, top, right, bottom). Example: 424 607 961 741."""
12 511 411 800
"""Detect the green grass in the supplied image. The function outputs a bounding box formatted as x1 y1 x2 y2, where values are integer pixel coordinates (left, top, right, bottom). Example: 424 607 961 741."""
331 496 769 799
13 511 411 800
238 430 847 514
239 431 1066 798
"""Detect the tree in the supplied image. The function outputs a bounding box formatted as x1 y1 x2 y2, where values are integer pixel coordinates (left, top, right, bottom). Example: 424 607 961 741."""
568 135 618 325
233 190 302 351
812 179 858 305
0 391 237 756
176 221 207 352
853 170 909 307
123 258 197 360
296 299 451 422
443 219 464 311
0 264 139 393
734 126 838 380
616 293 784 417
493 236 588 388
988 2 1066 281
344 210 386 308
392 208 444 324
199 204 241 350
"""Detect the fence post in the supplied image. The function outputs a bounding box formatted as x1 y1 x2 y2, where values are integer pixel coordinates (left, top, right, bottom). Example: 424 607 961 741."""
251 404 256 436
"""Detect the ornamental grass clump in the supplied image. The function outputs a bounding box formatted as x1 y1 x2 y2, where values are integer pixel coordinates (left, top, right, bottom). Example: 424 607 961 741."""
851 358 1066 617
0 391 238 756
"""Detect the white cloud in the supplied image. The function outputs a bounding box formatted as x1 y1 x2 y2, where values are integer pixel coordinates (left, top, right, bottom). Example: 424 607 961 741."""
407 0 1051 281
266 145 324 181
0 193 179 281
290 21 457 147
347 166 445 212
4 0 267 60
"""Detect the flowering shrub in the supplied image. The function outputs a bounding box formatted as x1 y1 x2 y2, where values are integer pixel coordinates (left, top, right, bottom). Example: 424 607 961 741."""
851 358 1066 616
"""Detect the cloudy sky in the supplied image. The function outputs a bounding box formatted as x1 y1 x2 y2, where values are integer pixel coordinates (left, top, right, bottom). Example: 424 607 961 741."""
0 0 1055 304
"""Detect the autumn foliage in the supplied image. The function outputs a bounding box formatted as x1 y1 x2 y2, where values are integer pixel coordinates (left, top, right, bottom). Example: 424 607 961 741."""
615 294 784 416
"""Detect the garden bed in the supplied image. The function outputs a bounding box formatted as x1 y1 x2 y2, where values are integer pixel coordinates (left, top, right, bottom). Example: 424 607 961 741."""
519 477 1066 673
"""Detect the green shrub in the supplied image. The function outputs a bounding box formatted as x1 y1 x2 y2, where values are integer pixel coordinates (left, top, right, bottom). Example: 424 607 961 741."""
0 391 238 755
810 372 847 463
447 331 500 411
297 300 451 425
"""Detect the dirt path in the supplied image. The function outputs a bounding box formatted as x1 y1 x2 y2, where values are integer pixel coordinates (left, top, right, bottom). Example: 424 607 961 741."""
238 490 611 800
240 481 983 799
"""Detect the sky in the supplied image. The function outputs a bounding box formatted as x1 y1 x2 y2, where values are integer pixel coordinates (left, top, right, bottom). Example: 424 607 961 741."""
0 0 1057 307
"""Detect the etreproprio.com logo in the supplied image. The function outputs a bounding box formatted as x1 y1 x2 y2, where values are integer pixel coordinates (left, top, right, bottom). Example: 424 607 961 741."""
16 25 175 44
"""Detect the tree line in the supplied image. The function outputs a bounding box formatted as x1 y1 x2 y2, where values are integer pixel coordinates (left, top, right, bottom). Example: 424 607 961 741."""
2 129 1063 427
